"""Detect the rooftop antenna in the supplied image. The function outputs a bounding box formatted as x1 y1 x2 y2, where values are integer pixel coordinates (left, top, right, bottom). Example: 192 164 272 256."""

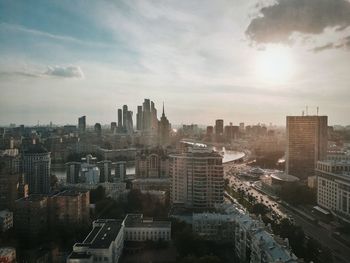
317 106 319 116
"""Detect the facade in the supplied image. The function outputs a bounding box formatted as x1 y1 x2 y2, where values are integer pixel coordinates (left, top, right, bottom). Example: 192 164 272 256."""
97 160 112 183
14 195 48 237
123 214 171 242
136 148 169 179
169 147 224 209
78 116 86 133
192 213 235 241
66 162 81 184
114 161 126 181
215 119 224 136
286 116 328 180
22 144 51 194
48 190 90 225
316 160 350 222
80 156 100 184
158 104 171 145
0 210 13 232
67 219 124 263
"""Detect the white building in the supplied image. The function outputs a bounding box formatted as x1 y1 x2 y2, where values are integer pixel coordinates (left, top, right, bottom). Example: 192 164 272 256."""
316 160 350 222
169 147 224 209
0 210 13 232
67 219 124 263
123 214 171 242
80 163 100 184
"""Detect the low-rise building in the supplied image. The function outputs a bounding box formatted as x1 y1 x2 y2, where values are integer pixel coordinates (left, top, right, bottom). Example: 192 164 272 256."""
48 190 90 225
192 212 235 241
0 210 13 232
123 214 171 242
67 219 124 263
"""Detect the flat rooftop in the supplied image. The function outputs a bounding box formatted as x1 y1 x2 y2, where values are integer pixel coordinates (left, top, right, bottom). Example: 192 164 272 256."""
74 219 122 250
124 214 171 228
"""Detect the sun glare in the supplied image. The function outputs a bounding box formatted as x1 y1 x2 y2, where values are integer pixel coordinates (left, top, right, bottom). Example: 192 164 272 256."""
255 47 295 84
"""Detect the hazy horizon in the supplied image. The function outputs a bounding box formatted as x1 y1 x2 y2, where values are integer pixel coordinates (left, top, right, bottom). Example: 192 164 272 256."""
1 0 350 126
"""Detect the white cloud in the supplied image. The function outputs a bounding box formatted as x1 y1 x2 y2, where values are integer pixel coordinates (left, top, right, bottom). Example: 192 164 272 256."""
45 65 84 79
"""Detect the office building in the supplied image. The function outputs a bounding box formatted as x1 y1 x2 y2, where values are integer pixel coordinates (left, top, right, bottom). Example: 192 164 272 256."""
316 160 350 222
78 116 86 133
66 162 81 184
122 105 128 130
123 214 171 241
286 115 328 180
0 210 13 232
67 219 124 263
206 126 214 136
97 160 112 182
80 155 100 184
22 144 51 194
118 108 123 131
169 146 224 209
136 106 143 131
14 195 48 237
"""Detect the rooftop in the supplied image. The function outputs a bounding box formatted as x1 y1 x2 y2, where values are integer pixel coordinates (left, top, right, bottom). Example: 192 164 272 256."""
123 214 171 228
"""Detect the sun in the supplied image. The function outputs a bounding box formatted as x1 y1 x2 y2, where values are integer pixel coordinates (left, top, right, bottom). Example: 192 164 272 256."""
255 46 295 83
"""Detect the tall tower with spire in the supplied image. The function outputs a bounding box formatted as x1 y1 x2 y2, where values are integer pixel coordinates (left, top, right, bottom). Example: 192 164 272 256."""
158 102 171 146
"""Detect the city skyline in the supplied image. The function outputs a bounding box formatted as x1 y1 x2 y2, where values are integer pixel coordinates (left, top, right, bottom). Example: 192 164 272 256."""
1 0 350 125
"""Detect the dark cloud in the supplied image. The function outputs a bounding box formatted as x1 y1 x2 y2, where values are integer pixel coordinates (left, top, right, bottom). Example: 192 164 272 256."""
45 66 84 78
312 43 335 52
312 35 350 52
246 0 350 44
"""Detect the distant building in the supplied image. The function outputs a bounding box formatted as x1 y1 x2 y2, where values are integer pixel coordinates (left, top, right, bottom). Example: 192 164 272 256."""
67 219 124 263
97 160 112 182
136 106 143 131
136 148 169 179
66 162 81 184
114 161 126 181
118 108 123 131
80 155 100 184
316 160 350 222
123 214 171 241
111 122 117 133
158 103 171 146
22 144 51 194
78 116 86 133
286 115 328 180
0 155 20 210
0 210 13 232
215 119 224 136
94 123 102 137
169 147 224 209
206 126 214 137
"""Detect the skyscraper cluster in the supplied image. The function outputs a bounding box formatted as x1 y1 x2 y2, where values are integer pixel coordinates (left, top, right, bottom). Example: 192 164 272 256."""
117 105 133 134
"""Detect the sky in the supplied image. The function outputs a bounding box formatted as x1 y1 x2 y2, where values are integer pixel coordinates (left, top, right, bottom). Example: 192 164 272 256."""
0 0 350 126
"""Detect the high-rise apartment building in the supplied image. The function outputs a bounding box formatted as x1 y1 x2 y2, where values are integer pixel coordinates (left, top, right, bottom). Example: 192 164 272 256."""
169 147 224 209
122 105 128 130
65 162 80 184
22 144 51 194
136 106 143 130
215 119 224 135
94 123 102 137
78 116 86 133
286 116 328 180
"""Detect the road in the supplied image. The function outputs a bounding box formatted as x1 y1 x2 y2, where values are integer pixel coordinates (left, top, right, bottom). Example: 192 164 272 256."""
224 162 350 263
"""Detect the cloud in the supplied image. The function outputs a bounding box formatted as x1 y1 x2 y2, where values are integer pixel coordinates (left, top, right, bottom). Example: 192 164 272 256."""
45 66 84 78
246 0 350 46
